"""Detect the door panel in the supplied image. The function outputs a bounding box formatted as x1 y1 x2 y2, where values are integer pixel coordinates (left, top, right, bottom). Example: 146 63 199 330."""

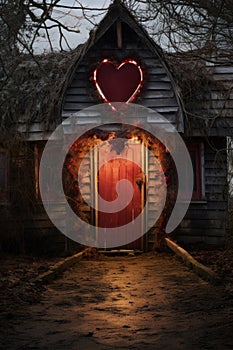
97 141 144 250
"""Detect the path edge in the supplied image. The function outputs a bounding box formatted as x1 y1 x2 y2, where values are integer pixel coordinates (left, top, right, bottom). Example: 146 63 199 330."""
165 238 220 284
33 247 92 284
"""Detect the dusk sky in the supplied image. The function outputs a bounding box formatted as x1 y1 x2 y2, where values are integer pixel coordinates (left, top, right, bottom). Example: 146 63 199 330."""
35 0 111 52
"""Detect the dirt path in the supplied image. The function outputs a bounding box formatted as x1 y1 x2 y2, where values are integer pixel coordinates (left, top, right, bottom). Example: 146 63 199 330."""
1 252 233 350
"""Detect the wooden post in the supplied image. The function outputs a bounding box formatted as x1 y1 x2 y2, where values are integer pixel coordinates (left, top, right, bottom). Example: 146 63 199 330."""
116 20 122 49
34 143 39 199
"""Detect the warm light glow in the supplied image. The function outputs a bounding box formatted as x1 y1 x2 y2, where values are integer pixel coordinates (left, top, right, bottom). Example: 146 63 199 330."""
131 136 139 142
117 60 143 103
93 58 144 110
93 67 108 103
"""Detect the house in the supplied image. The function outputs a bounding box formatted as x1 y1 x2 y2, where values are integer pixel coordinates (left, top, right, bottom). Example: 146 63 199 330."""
0 0 231 254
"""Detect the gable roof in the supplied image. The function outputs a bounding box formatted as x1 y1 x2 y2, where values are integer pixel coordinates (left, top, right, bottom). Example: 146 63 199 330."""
61 0 184 133
63 0 167 83
91 0 164 57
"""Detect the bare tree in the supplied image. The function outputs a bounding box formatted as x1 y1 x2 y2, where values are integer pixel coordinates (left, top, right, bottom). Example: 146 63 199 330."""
1 0 232 64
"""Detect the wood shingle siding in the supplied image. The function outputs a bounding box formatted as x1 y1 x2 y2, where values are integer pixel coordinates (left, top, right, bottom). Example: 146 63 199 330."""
175 138 228 245
181 61 233 137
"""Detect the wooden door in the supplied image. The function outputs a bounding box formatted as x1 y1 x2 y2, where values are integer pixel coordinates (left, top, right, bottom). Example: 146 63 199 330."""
96 141 145 250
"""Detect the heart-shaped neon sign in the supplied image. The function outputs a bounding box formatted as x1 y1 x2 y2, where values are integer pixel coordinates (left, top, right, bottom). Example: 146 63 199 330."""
93 59 143 103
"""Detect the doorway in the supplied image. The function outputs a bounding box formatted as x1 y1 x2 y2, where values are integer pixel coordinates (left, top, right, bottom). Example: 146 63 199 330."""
93 138 147 250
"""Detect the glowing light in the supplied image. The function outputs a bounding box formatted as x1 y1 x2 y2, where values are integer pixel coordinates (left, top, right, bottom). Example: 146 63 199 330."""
130 135 139 142
93 59 144 110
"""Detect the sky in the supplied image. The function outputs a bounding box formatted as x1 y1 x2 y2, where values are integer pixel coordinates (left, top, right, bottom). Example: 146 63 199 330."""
34 0 112 53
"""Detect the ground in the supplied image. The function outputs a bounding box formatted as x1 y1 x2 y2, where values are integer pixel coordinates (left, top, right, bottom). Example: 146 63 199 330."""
186 241 233 293
1 250 233 350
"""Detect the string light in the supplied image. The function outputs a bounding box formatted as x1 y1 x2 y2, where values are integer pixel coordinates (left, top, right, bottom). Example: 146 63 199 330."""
93 59 144 110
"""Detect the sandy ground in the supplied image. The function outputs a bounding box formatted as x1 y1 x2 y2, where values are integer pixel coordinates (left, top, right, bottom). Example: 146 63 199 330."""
1 252 233 350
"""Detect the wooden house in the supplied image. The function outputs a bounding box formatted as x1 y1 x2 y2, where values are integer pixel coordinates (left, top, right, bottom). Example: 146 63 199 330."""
0 0 231 254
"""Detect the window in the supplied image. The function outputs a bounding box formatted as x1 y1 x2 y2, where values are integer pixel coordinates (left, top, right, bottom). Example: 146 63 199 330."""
0 151 8 201
187 143 204 200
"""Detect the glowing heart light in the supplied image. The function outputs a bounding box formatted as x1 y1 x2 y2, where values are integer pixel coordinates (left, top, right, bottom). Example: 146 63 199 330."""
93 59 143 103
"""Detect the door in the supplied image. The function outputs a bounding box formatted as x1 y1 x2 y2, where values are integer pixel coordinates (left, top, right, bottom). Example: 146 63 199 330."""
96 139 145 250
